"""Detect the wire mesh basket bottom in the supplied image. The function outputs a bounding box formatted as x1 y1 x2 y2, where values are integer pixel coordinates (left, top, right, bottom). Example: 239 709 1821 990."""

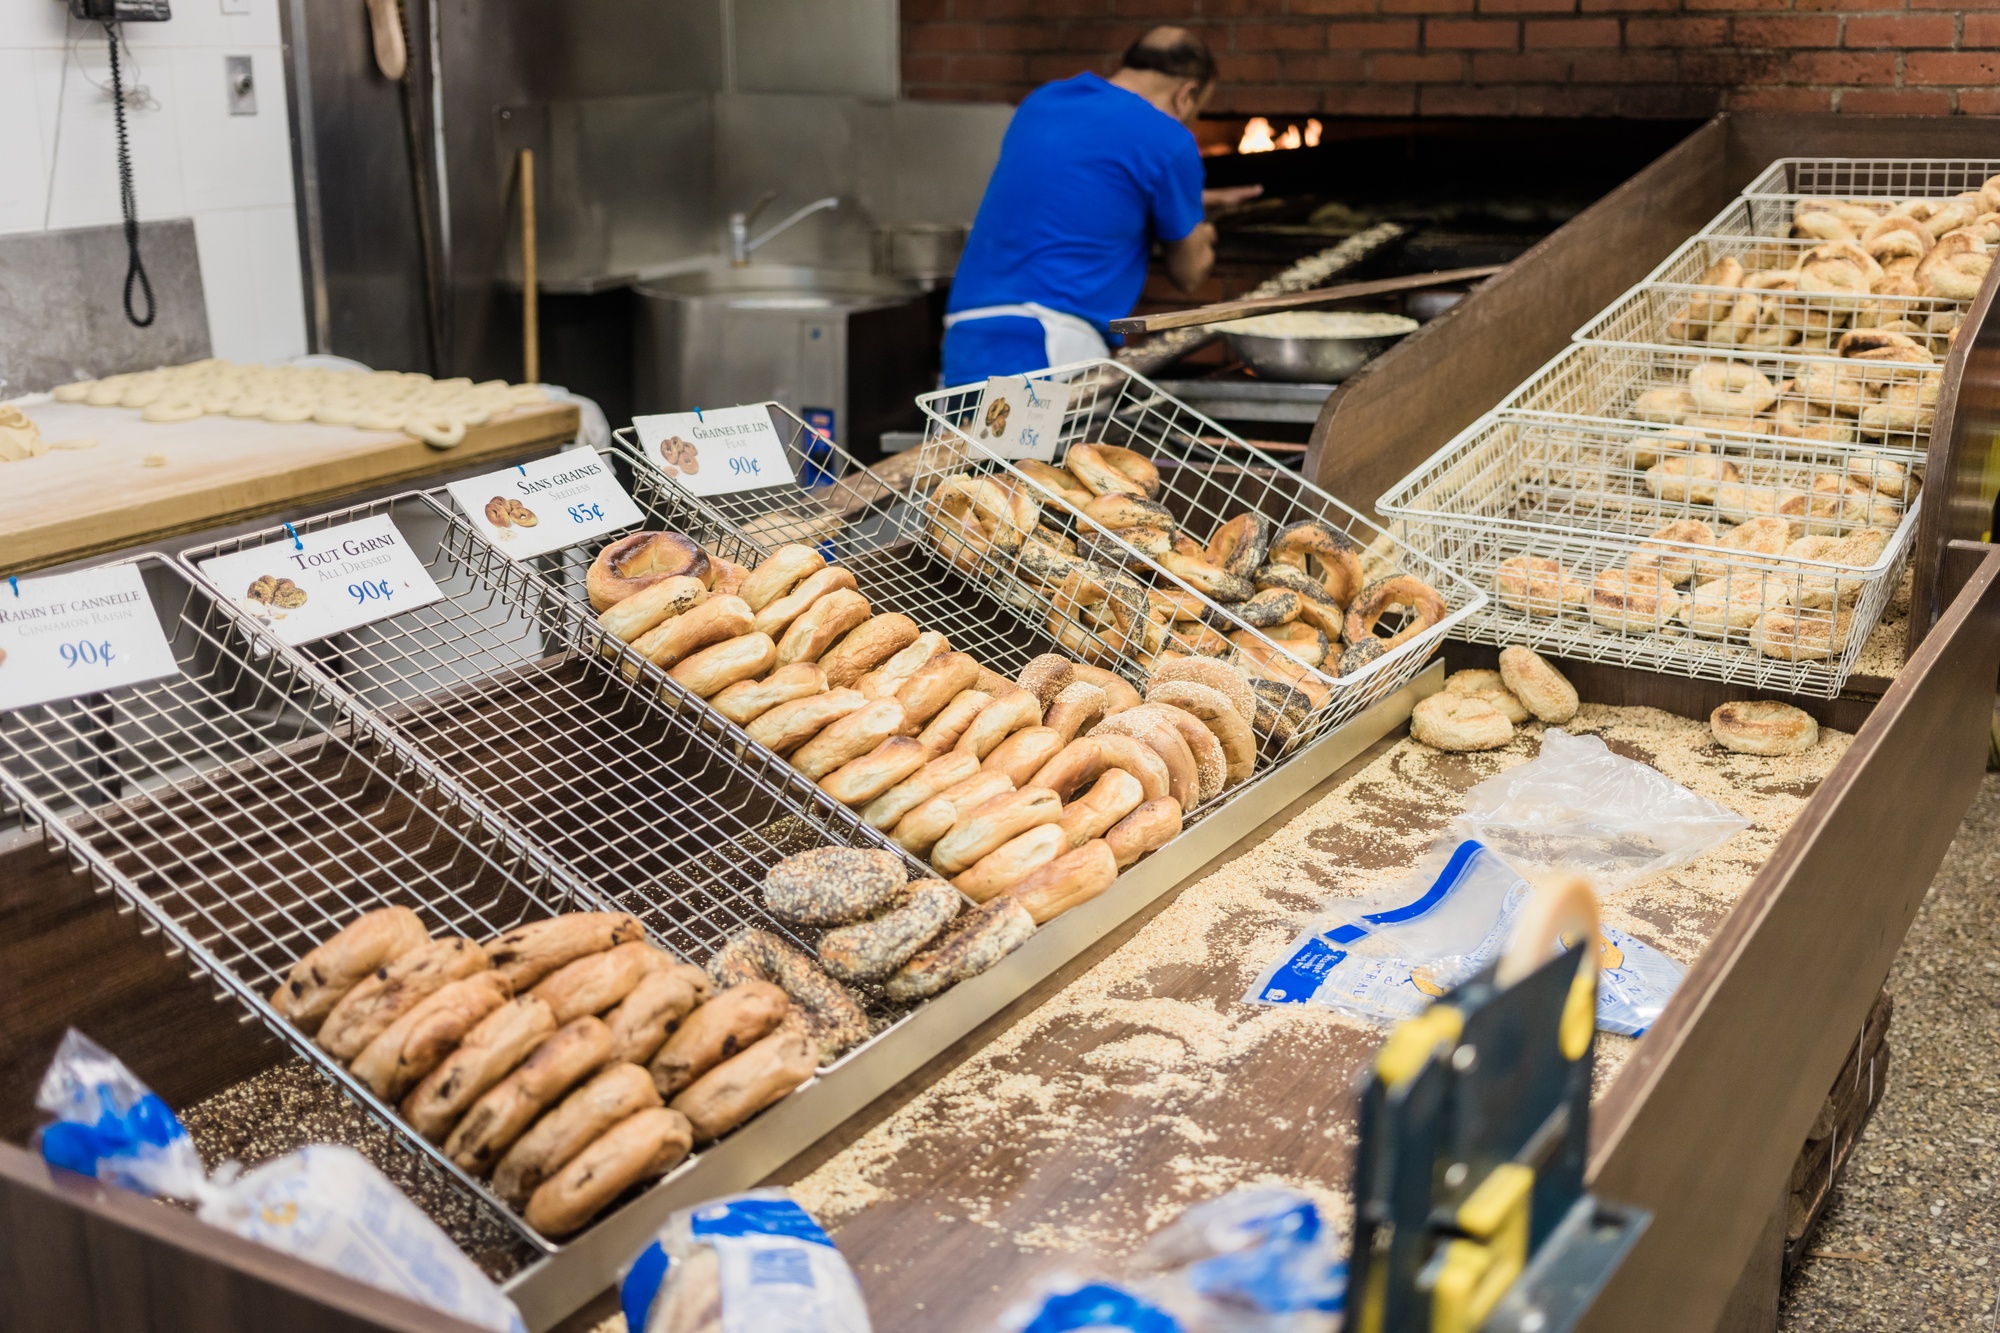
1379 412 1919 696
912 360 1486 755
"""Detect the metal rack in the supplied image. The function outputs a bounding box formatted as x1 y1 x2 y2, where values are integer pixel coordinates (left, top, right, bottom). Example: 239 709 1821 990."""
1576 278 1955 365
177 488 927 968
909 361 1486 759
1377 411 1919 695
1495 341 1943 455
1740 157 2000 200
0 556 602 1251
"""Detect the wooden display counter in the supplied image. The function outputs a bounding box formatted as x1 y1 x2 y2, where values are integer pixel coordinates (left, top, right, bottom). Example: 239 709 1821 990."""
0 398 580 573
3 114 2000 1333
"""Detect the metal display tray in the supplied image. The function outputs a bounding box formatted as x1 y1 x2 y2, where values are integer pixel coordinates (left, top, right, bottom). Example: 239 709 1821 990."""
1739 156 2000 200
1377 410 1919 696
905 360 1486 759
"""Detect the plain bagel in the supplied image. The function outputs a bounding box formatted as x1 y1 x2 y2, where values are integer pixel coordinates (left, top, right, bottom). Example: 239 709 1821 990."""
1496 646 1579 724
1710 699 1819 755
1410 691 1513 752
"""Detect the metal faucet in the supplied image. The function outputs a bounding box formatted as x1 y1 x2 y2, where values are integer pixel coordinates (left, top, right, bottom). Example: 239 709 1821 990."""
729 194 841 266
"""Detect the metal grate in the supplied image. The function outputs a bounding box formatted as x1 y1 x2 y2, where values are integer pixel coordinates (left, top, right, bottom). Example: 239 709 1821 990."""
1378 411 1920 695
1494 341 1943 456
0 556 603 1251
1577 281 1957 366
904 361 1485 762
1740 158 2000 201
177 487 930 967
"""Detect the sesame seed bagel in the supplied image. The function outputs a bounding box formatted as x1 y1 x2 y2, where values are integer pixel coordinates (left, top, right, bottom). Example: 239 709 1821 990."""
762 847 910 926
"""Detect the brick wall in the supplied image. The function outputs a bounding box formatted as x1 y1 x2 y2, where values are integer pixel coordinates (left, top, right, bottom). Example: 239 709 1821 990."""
901 5 2000 117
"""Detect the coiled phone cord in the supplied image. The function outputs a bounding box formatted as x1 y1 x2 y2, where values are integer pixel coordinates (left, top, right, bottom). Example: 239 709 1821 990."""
106 22 155 329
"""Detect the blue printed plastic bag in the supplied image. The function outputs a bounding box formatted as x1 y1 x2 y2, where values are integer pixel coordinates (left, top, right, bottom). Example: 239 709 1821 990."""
621 1190 871 1333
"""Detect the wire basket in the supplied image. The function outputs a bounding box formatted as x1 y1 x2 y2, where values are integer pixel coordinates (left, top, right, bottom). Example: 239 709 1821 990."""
0 556 608 1251
178 489 930 968
1377 412 1921 695
1495 340 1945 456
1576 279 1956 366
911 361 1487 758
1741 158 2000 200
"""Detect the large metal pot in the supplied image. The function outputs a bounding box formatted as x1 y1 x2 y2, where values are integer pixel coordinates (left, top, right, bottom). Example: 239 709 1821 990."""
1216 312 1419 383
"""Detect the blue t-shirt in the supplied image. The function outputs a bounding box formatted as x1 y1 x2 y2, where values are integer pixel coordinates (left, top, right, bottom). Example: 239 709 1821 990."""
948 73 1206 339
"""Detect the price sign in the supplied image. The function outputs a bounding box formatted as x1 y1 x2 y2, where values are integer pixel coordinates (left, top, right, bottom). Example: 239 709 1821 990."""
446 450 644 559
970 376 1071 462
632 404 797 498
0 564 180 710
195 514 444 647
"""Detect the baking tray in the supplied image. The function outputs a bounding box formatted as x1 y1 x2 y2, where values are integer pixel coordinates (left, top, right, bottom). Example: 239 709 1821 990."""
1378 410 1920 695
909 361 1486 762
0 555 603 1252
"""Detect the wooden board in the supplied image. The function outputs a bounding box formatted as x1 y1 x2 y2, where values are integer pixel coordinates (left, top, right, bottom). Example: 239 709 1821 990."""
0 398 579 572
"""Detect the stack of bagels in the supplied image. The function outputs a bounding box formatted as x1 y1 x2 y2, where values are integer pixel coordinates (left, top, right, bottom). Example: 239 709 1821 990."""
271 907 852 1237
924 440 1448 724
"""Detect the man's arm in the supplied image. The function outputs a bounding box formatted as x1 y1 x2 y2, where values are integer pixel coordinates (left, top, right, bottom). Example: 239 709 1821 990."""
1163 221 1217 295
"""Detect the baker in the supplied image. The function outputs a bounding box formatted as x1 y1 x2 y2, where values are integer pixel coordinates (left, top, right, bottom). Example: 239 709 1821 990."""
941 27 1259 384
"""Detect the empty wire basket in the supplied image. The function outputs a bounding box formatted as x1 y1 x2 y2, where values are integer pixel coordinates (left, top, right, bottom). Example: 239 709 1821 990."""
1740 157 2000 200
912 360 1486 756
1377 411 1921 695
0 555 608 1250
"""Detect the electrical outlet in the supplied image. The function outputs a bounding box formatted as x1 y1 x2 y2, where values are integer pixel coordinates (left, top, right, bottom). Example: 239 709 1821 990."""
225 54 255 115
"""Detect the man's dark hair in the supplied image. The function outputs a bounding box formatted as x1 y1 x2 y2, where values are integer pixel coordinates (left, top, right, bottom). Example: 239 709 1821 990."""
1119 27 1217 85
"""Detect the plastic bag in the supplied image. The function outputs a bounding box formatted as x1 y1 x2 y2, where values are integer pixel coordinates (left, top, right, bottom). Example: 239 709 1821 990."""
621 1189 871 1333
35 1030 525 1333
997 1276 1183 1333
1127 1188 1345 1332
1248 840 1684 1035
199 1146 527 1333
35 1029 209 1201
1452 729 1748 894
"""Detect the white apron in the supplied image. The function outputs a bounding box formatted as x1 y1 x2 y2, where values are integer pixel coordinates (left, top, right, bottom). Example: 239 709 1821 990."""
944 301 1109 370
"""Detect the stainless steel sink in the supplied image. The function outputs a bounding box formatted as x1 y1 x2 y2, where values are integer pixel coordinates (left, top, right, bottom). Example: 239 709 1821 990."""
630 263 933 456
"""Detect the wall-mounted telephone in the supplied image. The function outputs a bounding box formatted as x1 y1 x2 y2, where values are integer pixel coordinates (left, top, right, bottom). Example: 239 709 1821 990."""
69 0 170 326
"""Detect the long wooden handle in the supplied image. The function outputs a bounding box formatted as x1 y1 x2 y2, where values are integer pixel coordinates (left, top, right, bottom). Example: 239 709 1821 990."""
520 149 539 385
1108 265 1505 336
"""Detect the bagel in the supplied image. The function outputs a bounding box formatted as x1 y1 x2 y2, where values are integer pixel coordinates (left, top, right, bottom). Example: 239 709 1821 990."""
1629 386 1697 423
952 823 1069 902
711 662 827 726
1234 587 1302 629
856 630 950 700
1232 622 1326 669
750 566 859 638
981 725 1067 787
1077 525 1167 571
897 651 984 728
883 896 1037 1002
1710 700 1818 756
1092 705 1198 810
933 473 1040 554
1752 605 1854 662
1249 679 1312 747
776 587 872 666
1915 231 1992 300
1838 329 1931 364
1016 653 1076 710
632 595 755 671
817 613 920 689
597 576 708 644
1147 680 1256 788
669 632 778 698
709 558 749 599
1160 551 1256 603
1071 662 1143 715
1235 634 1334 701
587 533 711 611
1442 669 1529 724
1100 799 1181 872
915 688 993 753
1083 493 1173 532
1251 563 1345 633
1043 681 1107 742
1148 656 1255 726
1206 512 1272 577
817 880 961 983
738 545 827 613
1144 704 1225 804
1343 575 1446 655
931 785 1064 877
1410 691 1512 752
891 770 1015 859
954 687 1044 759
1495 646 1578 724
1626 519 1716 588
1687 361 1778 417
860 750 982 831
1054 769 1146 849
1846 450 1916 501
1066 442 1160 498
1645 455 1742 504
791 698 907 780
1693 517 1793 584
1017 459 1095 511
745 688 867 755
820 735 931 806
1589 568 1684 633
1267 520 1366 606
1494 555 1587 617
1680 574 1786 637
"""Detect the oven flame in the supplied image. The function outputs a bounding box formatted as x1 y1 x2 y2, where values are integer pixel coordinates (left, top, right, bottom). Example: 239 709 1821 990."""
1237 117 1322 154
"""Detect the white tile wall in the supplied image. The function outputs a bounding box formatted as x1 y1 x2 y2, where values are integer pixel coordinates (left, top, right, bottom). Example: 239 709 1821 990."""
0 0 305 363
